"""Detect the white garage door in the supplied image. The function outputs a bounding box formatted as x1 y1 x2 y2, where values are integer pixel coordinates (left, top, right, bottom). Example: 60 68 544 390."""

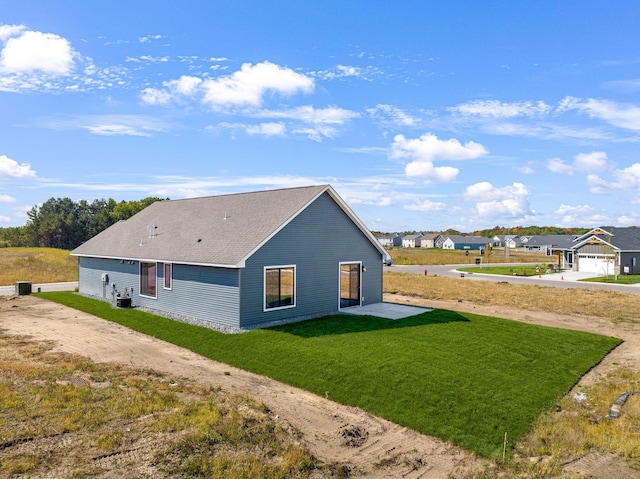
578 255 613 274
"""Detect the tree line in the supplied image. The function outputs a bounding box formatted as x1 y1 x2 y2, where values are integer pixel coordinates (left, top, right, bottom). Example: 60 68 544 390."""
0 197 166 250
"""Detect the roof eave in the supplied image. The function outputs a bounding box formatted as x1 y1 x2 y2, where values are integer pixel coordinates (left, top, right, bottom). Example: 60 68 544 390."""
72 252 243 269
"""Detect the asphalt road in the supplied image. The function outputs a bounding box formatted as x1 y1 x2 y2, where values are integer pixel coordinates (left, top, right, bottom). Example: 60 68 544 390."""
0 281 78 297
385 263 640 295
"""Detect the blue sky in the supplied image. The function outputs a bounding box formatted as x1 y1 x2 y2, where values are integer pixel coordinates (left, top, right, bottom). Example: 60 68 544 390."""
2 1 640 232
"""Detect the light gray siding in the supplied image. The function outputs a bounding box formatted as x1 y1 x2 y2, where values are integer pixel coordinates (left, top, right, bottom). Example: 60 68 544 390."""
78 257 241 327
78 257 139 301
239 192 383 327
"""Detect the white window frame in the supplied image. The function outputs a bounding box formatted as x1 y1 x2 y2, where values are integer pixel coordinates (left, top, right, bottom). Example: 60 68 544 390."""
139 261 157 299
163 263 172 290
263 264 296 312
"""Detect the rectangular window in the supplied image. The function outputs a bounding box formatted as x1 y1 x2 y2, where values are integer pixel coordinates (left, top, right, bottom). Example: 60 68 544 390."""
140 262 157 298
164 263 172 290
264 265 295 310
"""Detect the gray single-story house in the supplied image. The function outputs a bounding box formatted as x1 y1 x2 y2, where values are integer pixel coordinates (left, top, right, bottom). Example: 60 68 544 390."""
442 235 492 251
570 227 640 274
523 235 577 268
71 185 386 329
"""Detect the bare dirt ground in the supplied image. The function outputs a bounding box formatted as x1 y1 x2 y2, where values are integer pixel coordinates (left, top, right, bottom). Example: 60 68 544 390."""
2 293 640 478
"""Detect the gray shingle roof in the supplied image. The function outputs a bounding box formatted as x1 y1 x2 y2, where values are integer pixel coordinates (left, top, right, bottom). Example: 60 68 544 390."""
72 185 379 267
573 227 640 251
445 235 492 245
524 235 577 248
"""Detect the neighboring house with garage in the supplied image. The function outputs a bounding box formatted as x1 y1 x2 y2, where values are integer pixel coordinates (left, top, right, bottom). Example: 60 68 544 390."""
523 235 577 262
493 235 523 249
71 185 386 329
442 235 492 251
570 227 640 275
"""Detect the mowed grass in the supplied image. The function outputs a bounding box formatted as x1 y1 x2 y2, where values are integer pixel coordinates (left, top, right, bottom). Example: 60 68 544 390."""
39 292 620 458
0 248 77 286
457 265 558 276
580 274 640 285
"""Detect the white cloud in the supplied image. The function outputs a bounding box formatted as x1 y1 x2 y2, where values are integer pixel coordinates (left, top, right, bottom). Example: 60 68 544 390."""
43 115 167 137
404 199 447 212
515 162 535 174
548 151 609 176
617 215 637 226
391 133 488 163
449 100 552 118
141 62 316 112
138 34 163 43
0 28 76 75
257 105 359 124
0 24 25 41
0 155 37 178
464 182 531 218
0 194 16 202
245 122 286 136
574 151 608 172
547 158 574 175
555 204 608 226
85 124 153 136
559 96 640 132
390 133 488 183
312 64 382 81
201 61 314 109
140 87 172 105
404 162 459 183
126 55 169 63
291 125 339 142
367 104 420 128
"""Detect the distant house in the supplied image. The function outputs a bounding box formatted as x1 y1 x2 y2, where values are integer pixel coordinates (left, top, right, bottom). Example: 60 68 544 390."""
376 233 403 248
402 234 423 248
442 235 492 251
72 185 386 330
434 234 446 248
419 233 441 248
570 227 640 274
523 235 576 255
493 235 523 248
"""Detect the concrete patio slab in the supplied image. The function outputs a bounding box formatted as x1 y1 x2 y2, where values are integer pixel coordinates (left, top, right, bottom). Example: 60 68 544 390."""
341 302 432 320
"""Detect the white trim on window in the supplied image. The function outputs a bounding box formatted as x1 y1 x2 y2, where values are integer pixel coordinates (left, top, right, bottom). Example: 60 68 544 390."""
163 263 172 290
263 264 296 312
139 261 158 299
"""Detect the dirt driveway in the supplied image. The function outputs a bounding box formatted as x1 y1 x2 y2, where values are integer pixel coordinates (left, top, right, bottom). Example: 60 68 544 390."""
2 294 640 478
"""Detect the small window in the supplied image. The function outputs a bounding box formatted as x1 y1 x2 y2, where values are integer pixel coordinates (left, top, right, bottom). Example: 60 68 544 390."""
164 263 172 290
264 265 295 310
140 262 157 298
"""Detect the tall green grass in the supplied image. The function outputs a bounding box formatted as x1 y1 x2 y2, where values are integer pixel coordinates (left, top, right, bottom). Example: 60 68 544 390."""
39 292 621 458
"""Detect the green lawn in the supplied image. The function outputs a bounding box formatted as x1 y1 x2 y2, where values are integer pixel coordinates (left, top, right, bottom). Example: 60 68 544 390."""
458 265 558 276
38 292 621 458
580 274 640 284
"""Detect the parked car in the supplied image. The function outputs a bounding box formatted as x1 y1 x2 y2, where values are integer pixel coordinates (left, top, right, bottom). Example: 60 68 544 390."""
383 253 393 266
